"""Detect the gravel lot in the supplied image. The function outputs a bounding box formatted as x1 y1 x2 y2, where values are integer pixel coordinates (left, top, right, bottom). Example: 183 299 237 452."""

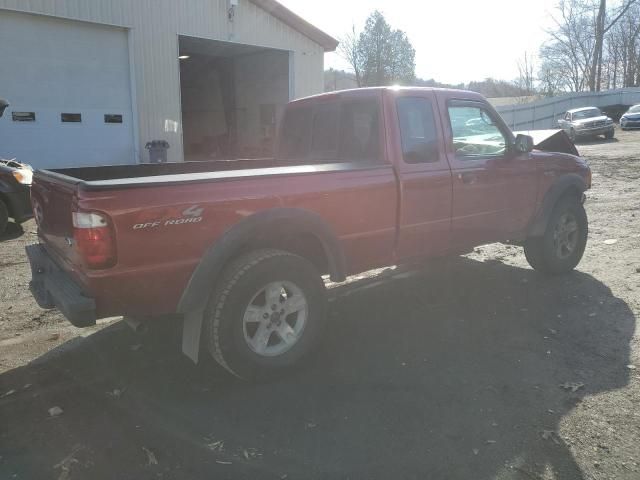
1 131 639 479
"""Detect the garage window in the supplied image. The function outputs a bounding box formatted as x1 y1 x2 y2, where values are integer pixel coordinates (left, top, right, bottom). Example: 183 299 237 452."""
278 97 381 165
104 114 123 124
12 112 36 122
61 113 82 123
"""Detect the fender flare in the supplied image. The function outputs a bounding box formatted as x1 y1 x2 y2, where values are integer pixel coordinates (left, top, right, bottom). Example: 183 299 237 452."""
528 173 587 237
177 207 347 316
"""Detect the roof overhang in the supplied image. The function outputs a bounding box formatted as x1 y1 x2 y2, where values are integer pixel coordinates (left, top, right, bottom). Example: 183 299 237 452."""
249 0 339 52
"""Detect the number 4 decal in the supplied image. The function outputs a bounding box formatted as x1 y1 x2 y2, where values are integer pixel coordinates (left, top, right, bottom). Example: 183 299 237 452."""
183 205 204 218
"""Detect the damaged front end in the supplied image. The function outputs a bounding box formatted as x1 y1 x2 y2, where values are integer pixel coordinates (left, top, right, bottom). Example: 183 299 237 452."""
514 129 579 156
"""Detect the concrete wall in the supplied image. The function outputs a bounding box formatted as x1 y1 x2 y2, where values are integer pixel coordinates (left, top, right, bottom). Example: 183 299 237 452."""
0 0 326 162
496 88 640 131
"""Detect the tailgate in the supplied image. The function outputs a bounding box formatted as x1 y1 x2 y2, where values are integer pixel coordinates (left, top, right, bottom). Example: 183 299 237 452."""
30 171 82 268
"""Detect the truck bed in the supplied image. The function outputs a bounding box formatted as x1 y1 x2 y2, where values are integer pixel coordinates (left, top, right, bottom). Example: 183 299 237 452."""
39 159 375 190
47 158 280 182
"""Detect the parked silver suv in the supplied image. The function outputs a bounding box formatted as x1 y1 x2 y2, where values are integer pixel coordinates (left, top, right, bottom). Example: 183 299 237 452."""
557 107 615 142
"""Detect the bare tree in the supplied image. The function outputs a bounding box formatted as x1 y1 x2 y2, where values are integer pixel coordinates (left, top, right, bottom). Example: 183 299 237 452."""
539 0 640 93
588 0 638 91
517 52 536 95
539 0 595 92
338 25 363 87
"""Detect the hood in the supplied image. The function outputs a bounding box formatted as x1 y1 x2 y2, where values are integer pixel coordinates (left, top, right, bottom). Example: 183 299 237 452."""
514 129 579 156
622 112 640 120
573 115 609 126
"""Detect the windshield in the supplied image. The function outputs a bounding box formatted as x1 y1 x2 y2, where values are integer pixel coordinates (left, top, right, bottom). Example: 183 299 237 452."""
628 105 640 114
572 108 602 120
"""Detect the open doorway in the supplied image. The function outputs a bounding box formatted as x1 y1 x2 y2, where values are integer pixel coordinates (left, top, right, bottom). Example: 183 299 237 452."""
178 36 290 161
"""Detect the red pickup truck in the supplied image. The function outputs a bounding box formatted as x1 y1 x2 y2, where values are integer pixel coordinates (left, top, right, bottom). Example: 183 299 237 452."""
26 87 591 380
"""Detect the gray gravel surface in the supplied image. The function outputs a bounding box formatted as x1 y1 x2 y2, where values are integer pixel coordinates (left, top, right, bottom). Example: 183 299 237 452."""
0 130 639 479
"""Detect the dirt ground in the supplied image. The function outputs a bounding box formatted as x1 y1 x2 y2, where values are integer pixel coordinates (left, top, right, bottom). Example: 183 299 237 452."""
0 130 639 480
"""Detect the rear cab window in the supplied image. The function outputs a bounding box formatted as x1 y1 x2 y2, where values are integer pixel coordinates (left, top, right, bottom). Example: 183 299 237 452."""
278 94 382 166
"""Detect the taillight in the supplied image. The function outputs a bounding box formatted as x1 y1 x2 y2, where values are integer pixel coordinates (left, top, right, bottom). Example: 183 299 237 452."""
72 211 117 269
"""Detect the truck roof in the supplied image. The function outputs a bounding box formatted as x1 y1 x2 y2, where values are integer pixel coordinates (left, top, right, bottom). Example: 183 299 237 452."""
567 106 601 114
291 86 486 104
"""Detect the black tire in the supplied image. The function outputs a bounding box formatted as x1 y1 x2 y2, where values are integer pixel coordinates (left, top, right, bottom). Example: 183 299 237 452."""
605 129 615 139
204 249 326 380
0 199 8 234
524 196 588 275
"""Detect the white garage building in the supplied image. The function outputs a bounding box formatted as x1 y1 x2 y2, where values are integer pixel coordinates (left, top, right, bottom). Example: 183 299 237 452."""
0 0 337 167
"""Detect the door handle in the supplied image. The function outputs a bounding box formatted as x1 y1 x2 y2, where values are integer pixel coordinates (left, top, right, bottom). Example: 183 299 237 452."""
458 172 478 185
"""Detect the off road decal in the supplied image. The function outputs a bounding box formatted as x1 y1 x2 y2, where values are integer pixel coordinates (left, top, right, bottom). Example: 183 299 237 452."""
133 205 204 230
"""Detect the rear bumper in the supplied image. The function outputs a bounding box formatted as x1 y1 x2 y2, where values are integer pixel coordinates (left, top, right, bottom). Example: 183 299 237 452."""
3 186 32 222
25 244 96 327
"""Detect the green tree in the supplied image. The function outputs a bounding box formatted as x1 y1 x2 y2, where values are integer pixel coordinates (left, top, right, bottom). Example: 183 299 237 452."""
339 11 416 87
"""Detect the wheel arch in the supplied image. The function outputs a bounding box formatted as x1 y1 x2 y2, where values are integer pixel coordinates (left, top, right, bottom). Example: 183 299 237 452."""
528 174 587 238
177 207 346 316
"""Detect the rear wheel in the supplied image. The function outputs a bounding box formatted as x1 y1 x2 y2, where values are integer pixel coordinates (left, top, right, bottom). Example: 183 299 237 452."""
0 199 8 234
204 249 326 380
524 196 588 275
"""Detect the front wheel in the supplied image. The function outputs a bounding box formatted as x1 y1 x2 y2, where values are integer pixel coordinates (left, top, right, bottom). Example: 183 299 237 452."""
524 196 588 275
604 129 615 139
204 249 326 380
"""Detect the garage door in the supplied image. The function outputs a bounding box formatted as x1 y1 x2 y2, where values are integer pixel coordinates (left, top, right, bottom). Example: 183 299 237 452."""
0 11 135 169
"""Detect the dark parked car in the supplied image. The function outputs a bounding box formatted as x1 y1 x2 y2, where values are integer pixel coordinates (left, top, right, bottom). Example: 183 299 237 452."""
620 104 640 130
0 99 33 233
557 107 615 142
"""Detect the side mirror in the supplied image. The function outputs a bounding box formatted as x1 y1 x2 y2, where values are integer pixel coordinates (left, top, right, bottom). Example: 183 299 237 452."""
0 99 8 118
514 134 534 153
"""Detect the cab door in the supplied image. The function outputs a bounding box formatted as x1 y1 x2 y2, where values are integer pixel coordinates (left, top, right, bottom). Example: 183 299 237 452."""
390 91 453 262
436 97 537 251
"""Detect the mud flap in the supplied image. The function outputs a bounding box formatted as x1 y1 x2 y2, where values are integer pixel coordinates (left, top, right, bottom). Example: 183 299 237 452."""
181 310 204 364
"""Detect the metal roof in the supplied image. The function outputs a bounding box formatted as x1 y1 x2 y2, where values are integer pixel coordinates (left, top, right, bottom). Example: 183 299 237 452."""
250 0 338 52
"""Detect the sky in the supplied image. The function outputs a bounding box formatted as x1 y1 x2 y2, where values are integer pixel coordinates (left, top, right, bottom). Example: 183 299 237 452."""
278 0 560 85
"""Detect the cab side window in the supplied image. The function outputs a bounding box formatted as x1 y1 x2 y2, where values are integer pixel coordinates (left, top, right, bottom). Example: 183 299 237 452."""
448 104 507 158
397 97 439 164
